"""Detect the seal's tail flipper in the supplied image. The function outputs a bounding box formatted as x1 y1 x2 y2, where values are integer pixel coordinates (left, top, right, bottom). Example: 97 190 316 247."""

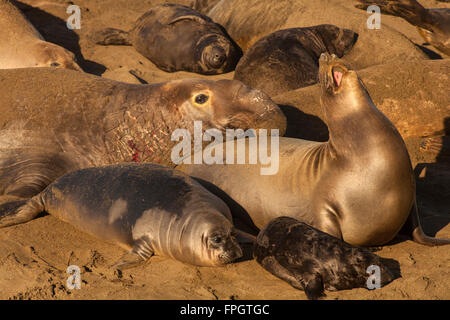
93 28 131 46
0 196 44 228
354 0 431 30
401 199 450 246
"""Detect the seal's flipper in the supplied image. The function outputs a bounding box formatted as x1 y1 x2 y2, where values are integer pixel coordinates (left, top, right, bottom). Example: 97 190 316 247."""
0 197 43 228
257 256 306 290
401 200 450 246
235 228 257 244
111 251 149 270
112 236 155 269
168 15 210 25
93 28 131 46
355 0 430 30
302 273 325 300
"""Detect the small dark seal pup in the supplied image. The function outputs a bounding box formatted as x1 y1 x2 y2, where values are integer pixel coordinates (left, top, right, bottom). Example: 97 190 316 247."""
356 0 450 56
94 3 242 74
0 163 243 268
234 25 357 96
254 217 396 300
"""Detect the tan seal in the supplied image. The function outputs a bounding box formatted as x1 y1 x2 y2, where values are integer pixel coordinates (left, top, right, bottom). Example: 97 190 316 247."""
0 0 82 70
179 53 449 247
0 163 243 268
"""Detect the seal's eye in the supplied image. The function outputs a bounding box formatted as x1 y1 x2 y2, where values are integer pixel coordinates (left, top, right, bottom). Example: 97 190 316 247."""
195 94 209 104
50 62 60 67
212 236 222 244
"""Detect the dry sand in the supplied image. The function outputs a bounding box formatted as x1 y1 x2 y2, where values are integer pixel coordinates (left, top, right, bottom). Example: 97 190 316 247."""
0 0 448 300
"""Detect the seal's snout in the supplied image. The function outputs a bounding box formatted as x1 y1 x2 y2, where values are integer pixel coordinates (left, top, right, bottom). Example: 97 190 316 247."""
209 46 226 68
319 53 349 92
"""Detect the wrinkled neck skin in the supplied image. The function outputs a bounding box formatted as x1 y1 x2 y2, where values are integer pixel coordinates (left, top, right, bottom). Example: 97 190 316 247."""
102 84 192 167
320 72 406 161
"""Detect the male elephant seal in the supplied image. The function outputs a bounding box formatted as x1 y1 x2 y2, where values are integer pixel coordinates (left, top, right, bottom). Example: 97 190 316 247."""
0 0 82 70
356 0 450 56
0 68 286 207
178 53 449 247
254 217 396 300
94 3 242 74
234 25 358 96
0 163 243 267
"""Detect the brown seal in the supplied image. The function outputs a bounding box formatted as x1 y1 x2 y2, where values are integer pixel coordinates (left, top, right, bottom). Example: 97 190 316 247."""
94 3 242 74
0 67 286 206
0 163 243 268
178 53 449 246
234 25 357 96
356 0 450 56
0 0 82 70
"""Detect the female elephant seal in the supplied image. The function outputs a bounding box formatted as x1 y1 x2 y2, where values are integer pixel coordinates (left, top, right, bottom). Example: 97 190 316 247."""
356 0 450 56
0 68 286 208
234 25 358 96
94 3 242 74
0 0 82 70
178 53 449 247
0 163 243 267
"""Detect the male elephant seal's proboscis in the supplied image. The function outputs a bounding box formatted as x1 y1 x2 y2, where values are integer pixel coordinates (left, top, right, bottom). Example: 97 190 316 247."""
254 217 396 300
0 0 82 70
356 0 450 56
234 25 358 96
94 3 242 74
179 53 449 247
0 164 243 268
0 68 286 209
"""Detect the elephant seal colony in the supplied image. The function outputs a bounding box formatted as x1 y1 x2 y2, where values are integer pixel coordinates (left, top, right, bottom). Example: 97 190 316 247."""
0 0 82 70
94 3 242 74
179 53 449 247
234 25 358 96
0 67 286 205
254 217 396 300
0 0 448 300
0 164 243 267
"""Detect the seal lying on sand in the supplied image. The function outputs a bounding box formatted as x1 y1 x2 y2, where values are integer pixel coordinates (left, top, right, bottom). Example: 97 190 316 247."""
0 68 286 207
254 217 396 300
94 3 242 74
0 164 243 267
0 0 82 70
356 0 450 56
179 53 449 247
234 25 358 96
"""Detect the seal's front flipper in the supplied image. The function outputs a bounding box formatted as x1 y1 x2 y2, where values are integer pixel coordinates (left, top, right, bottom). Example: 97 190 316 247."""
302 273 325 300
93 28 131 46
112 238 154 269
0 197 43 228
111 251 149 270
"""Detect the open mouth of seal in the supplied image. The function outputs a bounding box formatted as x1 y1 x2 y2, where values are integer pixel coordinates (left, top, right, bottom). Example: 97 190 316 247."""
331 65 346 88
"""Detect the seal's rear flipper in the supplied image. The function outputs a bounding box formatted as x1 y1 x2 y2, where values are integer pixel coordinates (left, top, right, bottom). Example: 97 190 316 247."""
93 28 131 46
400 200 450 246
0 197 43 228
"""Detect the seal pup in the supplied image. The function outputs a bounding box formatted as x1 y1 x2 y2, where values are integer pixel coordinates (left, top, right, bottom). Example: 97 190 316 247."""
94 3 242 74
254 217 396 300
356 0 450 56
0 163 243 267
0 68 286 207
178 53 449 246
234 25 358 96
0 0 82 70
